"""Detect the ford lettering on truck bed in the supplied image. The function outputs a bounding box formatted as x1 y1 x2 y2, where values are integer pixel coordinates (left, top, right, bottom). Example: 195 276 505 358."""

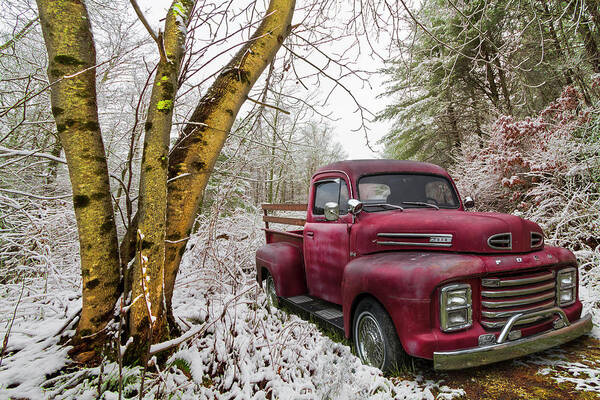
255 159 593 372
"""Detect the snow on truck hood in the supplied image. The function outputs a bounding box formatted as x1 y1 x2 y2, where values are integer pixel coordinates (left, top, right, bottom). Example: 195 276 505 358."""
355 209 544 255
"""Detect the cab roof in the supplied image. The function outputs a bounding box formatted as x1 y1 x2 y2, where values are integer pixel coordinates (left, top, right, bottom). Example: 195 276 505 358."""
313 159 450 180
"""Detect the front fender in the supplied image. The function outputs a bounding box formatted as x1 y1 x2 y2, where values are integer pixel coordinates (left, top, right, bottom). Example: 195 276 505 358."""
342 252 484 358
256 242 307 297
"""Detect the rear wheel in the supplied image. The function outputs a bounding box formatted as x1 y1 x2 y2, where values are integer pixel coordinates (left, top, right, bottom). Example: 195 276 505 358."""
264 273 279 308
353 298 405 372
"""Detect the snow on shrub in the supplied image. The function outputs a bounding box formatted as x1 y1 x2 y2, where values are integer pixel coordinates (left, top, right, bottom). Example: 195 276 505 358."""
452 86 599 246
452 85 600 337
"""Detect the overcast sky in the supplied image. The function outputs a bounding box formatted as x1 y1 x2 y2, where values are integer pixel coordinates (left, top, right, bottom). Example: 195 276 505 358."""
138 0 393 159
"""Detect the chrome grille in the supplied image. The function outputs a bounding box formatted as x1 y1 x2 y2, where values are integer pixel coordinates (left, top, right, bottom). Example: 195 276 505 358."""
480 270 556 330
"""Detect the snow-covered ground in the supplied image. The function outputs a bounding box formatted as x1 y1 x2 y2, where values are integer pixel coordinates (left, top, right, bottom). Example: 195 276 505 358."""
0 210 599 399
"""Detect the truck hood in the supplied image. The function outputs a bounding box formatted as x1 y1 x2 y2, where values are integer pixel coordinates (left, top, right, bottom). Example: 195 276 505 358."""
354 209 544 255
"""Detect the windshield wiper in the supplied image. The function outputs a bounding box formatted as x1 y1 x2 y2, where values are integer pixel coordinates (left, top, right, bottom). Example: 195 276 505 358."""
402 201 440 210
363 203 404 211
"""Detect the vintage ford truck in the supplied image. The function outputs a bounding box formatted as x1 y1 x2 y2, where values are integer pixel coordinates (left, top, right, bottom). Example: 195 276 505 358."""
255 160 592 371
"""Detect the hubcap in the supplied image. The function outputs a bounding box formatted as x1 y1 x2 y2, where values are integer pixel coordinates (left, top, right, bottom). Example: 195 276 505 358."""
356 312 385 368
265 275 278 307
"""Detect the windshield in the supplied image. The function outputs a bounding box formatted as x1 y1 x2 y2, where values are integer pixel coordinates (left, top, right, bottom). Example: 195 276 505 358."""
358 174 459 211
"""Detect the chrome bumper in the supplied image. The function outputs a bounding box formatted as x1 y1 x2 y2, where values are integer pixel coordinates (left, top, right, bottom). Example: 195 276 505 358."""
433 309 593 370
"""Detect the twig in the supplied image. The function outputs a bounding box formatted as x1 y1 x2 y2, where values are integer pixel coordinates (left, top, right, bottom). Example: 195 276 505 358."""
137 229 154 400
117 296 127 400
148 286 253 355
245 95 290 115
129 0 167 62
129 0 158 42
97 351 105 398
0 146 67 164
55 307 82 336
0 43 145 120
0 188 71 200
0 17 39 51
282 43 375 150
0 280 25 367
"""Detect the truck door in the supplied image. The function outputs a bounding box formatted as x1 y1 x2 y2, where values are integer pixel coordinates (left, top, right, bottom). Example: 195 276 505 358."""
304 177 351 305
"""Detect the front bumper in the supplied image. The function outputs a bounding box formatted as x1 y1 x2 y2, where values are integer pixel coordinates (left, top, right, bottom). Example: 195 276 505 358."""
433 310 593 370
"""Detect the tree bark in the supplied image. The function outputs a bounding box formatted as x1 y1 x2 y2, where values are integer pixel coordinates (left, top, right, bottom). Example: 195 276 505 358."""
540 1 574 86
36 0 120 363
493 57 512 114
163 0 296 319
482 44 501 110
126 0 195 362
46 139 62 184
570 1 600 73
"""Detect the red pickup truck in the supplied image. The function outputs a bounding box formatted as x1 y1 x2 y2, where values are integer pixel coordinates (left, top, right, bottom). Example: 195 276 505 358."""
255 160 592 371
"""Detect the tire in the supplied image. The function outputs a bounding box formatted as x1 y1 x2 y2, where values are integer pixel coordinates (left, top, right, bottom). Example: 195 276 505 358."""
353 298 405 372
264 272 279 308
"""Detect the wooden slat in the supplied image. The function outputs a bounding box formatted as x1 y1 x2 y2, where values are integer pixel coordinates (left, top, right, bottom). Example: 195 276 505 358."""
262 228 304 239
262 215 306 226
261 203 307 211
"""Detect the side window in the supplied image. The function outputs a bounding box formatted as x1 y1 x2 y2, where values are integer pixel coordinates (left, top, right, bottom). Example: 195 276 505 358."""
313 179 350 216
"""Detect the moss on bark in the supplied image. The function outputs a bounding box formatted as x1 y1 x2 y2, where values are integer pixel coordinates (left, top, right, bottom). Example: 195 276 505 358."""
127 0 195 361
36 0 121 363
163 0 296 324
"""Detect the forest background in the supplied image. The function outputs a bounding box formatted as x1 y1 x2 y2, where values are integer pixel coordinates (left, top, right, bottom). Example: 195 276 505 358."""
0 0 599 398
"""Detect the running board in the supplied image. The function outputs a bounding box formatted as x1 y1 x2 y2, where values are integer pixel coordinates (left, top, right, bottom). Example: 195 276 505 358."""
280 295 344 333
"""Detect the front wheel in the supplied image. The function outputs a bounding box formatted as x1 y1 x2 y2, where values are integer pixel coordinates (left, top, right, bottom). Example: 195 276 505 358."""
353 298 405 372
264 273 279 308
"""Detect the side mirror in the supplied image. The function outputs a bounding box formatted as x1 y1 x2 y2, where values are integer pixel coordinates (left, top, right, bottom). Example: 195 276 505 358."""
347 198 363 215
324 202 339 221
464 196 475 209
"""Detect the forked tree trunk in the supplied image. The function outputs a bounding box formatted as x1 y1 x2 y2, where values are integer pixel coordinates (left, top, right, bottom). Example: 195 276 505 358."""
39 0 296 364
126 0 195 362
36 0 121 363
163 0 296 320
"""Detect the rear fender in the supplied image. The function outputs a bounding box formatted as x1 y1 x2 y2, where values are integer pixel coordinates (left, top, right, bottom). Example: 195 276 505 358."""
256 242 307 297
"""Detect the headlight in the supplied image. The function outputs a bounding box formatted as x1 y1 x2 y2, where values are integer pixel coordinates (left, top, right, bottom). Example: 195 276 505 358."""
557 268 577 307
440 284 472 332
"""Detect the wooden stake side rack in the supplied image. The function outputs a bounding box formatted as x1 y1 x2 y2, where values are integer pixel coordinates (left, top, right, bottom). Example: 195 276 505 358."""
261 203 307 228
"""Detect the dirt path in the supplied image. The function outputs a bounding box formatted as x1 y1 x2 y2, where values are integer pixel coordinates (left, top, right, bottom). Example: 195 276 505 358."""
400 336 600 399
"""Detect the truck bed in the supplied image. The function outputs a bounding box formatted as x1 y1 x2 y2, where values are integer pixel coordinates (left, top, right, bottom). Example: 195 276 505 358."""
261 203 306 246
259 203 345 334
264 228 303 245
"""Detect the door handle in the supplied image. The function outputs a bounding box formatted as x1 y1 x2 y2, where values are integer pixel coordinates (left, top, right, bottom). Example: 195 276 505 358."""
306 231 314 237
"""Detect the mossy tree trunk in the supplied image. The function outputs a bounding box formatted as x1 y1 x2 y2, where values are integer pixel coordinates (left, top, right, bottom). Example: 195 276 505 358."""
163 0 296 319
36 0 121 363
126 0 195 362
36 0 295 364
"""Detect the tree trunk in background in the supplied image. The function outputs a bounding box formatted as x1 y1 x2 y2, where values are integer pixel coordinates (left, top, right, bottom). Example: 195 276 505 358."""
482 45 501 110
36 0 121 363
579 22 600 73
494 59 512 114
556 13 594 103
268 105 280 204
540 1 574 86
163 0 296 320
46 139 62 184
126 0 195 362
570 1 600 73
585 0 600 40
